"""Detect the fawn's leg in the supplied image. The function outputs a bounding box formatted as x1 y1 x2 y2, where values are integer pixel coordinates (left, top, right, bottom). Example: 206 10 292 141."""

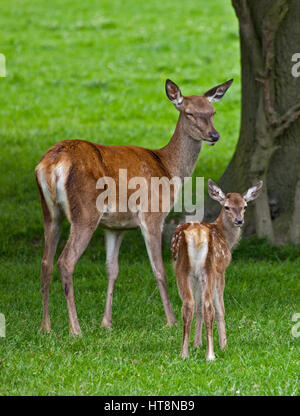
140 216 177 326
101 230 124 328
175 255 193 358
214 275 227 350
204 289 215 361
194 291 204 348
181 295 194 358
58 219 100 336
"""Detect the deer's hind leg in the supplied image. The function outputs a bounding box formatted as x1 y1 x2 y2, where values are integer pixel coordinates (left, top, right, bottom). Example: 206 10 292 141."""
214 273 227 350
181 290 194 358
58 216 101 336
175 260 194 358
194 287 204 348
203 284 215 361
38 187 62 333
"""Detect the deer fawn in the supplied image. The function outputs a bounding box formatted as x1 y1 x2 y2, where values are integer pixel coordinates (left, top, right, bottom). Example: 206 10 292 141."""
172 179 263 360
35 78 233 336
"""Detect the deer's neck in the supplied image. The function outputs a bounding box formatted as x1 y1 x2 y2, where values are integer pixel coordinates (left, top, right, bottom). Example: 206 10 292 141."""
158 113 202 179
215 209 241 251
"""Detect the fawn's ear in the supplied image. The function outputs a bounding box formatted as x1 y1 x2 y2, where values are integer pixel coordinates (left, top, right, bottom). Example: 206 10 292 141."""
165 79 183 108
242 181 263 202
204 79 233 103
208 179 225 204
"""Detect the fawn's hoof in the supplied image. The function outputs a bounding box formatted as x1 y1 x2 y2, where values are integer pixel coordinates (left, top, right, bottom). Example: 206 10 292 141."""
70 331 82 337
166 316 177 327
101 317 113 329
40 322 51 333
70 326 82 337
220 341 227 350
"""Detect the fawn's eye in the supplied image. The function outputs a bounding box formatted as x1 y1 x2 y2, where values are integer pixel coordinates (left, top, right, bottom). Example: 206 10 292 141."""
224 206 230 211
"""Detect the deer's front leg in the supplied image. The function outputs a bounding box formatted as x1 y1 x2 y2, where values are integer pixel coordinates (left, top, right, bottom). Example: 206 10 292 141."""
101 230 124 329
140 218 177 326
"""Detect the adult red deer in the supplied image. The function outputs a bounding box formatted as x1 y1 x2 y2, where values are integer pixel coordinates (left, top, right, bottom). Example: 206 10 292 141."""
35 78 233 336
172 179 262 360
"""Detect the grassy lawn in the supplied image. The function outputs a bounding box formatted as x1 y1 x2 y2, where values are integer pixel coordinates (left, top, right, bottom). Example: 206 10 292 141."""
0 0 299 396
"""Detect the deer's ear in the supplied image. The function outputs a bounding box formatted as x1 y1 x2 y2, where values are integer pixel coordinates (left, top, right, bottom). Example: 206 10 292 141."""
165 79 183 108
204 79 233 103
242 181 263 202
208 179 225 204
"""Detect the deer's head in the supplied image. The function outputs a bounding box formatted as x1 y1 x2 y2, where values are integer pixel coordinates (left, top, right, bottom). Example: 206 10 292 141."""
166 78 233 145
208 179 263 227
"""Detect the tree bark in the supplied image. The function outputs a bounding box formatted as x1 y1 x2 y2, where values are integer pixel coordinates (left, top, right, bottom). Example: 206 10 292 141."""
204 0 300 244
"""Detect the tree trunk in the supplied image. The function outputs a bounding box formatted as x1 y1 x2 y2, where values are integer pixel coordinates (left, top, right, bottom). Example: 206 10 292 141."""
204 0 300 244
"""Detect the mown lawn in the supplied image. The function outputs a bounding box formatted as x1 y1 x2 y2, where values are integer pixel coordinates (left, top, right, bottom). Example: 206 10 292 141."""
0 0 299 396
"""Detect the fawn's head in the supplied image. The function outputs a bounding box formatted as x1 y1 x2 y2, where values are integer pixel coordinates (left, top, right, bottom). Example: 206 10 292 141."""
208 179 263 227
165 78 233 145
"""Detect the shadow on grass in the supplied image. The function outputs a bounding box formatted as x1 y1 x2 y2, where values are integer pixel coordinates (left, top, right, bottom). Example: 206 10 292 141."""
233 237 300 262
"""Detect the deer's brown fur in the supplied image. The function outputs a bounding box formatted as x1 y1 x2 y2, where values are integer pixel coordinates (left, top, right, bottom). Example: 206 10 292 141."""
35 79 233 336
172 180 263 360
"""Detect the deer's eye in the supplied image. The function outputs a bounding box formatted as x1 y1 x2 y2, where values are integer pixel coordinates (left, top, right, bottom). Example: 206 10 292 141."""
224 206 230 211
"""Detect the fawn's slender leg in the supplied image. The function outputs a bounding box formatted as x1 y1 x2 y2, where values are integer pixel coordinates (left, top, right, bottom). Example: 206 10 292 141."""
194 291 204 348
175 251 193 358
140 217 177 326
181 295 194 358
214 275 226 350
204 289 215 361
101 230 124 328
58 219 100 336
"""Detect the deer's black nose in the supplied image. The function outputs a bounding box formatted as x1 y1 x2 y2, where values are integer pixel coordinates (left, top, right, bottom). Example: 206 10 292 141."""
210 132 220 142
235 219 243 225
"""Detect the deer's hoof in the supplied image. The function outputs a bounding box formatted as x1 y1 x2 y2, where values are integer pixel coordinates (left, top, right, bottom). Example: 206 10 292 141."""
205 353 216 362
70 327 82 337
70 332 82 338
181 351 189 359
166 317 177 327
101 318 113 329
40 322 51 333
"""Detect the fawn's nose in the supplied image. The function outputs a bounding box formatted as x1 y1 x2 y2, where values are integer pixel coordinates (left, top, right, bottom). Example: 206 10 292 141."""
234 219 244 226
209 132 220 142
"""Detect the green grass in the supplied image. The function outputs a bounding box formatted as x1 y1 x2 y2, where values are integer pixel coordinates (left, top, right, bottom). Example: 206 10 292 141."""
0 0 299 396
0 237 299 395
